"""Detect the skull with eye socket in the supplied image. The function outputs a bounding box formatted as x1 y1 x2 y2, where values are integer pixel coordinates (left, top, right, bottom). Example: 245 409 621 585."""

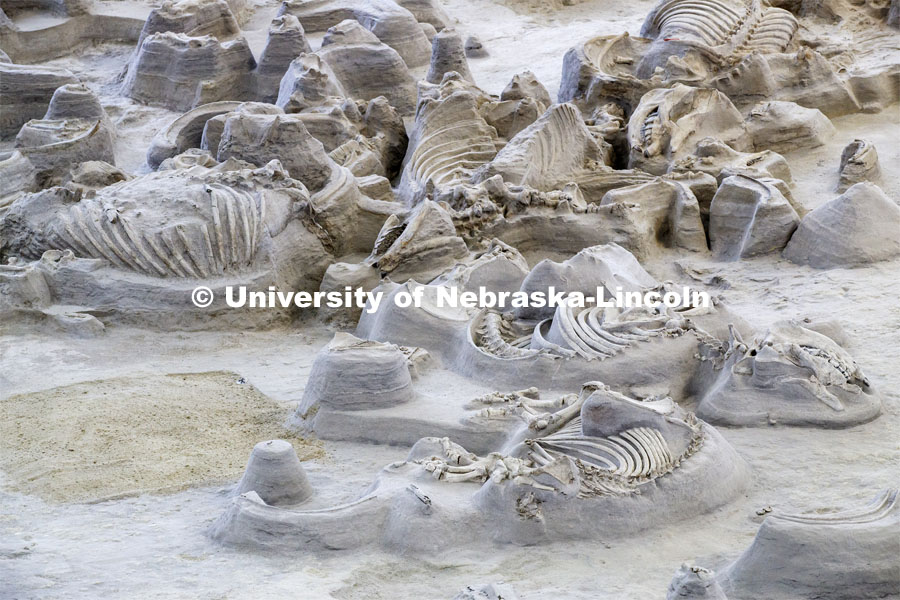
695 319 882 427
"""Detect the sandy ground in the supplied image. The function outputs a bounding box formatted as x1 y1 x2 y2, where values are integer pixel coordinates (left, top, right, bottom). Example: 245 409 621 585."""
0 372 323 503
1 0 899 598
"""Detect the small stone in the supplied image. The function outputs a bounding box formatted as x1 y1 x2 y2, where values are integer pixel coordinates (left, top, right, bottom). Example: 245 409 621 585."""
464 35 488 58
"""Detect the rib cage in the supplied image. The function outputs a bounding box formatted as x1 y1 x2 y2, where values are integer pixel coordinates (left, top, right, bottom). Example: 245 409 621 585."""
534 422 675 478
774 489 898 525
415 127 495 185
549 304 667 361
648 0 750 47
644 0 797 58
51 184 265 278
481 102 602 189
526 414 703 497
525 105 588 183
400 90 499 202
652 0 751 47
408 119 497 189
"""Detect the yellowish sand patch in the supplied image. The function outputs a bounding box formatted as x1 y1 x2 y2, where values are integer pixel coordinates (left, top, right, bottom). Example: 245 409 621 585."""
0 371 323 503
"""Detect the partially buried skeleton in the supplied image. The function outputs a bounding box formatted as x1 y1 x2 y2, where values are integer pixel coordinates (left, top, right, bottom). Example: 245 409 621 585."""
211 382 750 551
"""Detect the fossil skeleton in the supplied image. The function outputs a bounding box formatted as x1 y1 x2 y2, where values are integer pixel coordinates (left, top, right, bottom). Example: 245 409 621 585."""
418 383 705 498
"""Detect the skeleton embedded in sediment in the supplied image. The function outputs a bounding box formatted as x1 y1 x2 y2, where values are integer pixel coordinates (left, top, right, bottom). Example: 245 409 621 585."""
733 323 871 410
695 320 883 426
470 286 714 362
0 159 335 285
640 0 798 63
419 383 705 498
52 182 265 278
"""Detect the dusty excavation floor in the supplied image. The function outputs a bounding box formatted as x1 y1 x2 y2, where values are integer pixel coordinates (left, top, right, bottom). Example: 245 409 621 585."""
2 258 899 599
1 0 899 598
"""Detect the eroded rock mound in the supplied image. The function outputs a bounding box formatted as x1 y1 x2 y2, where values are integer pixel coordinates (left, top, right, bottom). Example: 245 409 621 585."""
122 32 256 111
0 62 78 137
316 20 417 114
0 152 38 212
709 175 799 261
44 83 104 120
671 489 900 599
501 70 551 110
426 28 474 84
783 183 900 269
215 109 334 190
394 0 451 30
745 101 835 153
276 53 346 110
672 138 792 185
15 119 115 186
235 440 313 506
277 0 431 68
297 332 415 417
255 15 312 103
137 0 240 47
